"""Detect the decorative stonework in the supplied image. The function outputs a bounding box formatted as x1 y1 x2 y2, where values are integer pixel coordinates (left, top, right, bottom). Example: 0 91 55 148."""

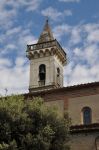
26 40 67 65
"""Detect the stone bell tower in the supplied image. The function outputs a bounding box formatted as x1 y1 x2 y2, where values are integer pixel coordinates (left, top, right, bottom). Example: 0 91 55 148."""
26 19 67 93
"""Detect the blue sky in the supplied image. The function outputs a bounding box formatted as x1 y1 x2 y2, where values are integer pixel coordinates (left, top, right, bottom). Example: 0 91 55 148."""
0 0 99 95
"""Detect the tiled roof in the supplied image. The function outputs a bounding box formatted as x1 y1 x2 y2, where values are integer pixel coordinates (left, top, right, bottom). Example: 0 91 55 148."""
24 81 99 96
37 19 54 43
70 123 99 133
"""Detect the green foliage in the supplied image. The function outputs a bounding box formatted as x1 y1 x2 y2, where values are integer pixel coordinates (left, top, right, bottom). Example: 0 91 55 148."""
0 140 18 150
0 95 70 150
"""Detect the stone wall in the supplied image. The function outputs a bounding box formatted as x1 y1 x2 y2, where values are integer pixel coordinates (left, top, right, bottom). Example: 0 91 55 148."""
70 132 99 150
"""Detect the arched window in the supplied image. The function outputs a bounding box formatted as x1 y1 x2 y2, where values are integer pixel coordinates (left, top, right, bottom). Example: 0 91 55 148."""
56 67 60 86
82 107 92 125
57 68 60 77
39 64 46 86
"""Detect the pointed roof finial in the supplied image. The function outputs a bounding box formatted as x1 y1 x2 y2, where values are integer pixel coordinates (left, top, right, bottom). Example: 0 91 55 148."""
46 16 49 23
38 18 54 43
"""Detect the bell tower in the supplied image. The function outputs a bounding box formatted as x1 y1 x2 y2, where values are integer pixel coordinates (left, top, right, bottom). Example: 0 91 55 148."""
26 20 67 93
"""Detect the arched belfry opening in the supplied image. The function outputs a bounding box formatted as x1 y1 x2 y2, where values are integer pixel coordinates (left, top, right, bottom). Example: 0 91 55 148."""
39 64 46 86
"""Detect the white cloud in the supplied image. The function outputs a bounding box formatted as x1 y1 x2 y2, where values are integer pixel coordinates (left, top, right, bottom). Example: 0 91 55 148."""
0 57 29 96
25 0 42 12
41 7 72 21
5 44 17 50
59 0 80 2
53 24 82 44
0 0 42 29
6 0 42 12
54 22 99 46
15 57 27 67
0 22 37 95
64 10 72 16
64 64 99 86
0 0 17 28
0 25 37 56
54 22 99 86
84 44 99 65
6 27 22 36
53 24 71 40
0 26 36 94
73 47 82 56
0 58 12 69
2 0 42 11
87 30 99 43
69 26 82 45
84 23 99 43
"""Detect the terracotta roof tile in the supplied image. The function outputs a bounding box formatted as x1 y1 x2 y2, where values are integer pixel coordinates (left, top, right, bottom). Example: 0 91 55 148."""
24 81 99 96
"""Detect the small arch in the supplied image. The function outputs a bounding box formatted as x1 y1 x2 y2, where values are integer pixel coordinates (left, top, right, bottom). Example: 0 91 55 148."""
39 50 44 57
50 48 56 55
39 50 43 53
45 49 50 56
39 64 46 86
82 107 92 125
51 48 55 51
28 52 33 59
34 51 39 58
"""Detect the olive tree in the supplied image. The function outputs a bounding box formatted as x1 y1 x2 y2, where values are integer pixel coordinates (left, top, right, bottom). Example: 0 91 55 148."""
0 95 70 150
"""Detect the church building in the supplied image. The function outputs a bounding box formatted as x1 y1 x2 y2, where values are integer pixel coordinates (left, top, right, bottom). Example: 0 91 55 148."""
26 20 99 150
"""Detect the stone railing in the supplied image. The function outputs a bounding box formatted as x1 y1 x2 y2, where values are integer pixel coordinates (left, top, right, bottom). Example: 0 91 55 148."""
26 39 66 57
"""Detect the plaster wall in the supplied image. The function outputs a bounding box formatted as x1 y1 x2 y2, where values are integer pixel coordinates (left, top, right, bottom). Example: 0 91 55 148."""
46 100 64 114
68 94 99 125
70 133 99 150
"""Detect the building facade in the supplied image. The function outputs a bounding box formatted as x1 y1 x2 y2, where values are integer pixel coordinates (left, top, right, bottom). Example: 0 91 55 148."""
26 20 99 150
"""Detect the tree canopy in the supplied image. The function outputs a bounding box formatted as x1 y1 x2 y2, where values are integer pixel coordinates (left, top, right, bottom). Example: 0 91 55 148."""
0 95 70 150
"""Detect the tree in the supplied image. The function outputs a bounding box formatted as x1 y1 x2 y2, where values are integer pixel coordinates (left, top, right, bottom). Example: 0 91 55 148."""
0 95 71 150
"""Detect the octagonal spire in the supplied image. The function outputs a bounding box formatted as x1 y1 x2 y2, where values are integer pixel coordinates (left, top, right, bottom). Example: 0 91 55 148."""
38 19 54 43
